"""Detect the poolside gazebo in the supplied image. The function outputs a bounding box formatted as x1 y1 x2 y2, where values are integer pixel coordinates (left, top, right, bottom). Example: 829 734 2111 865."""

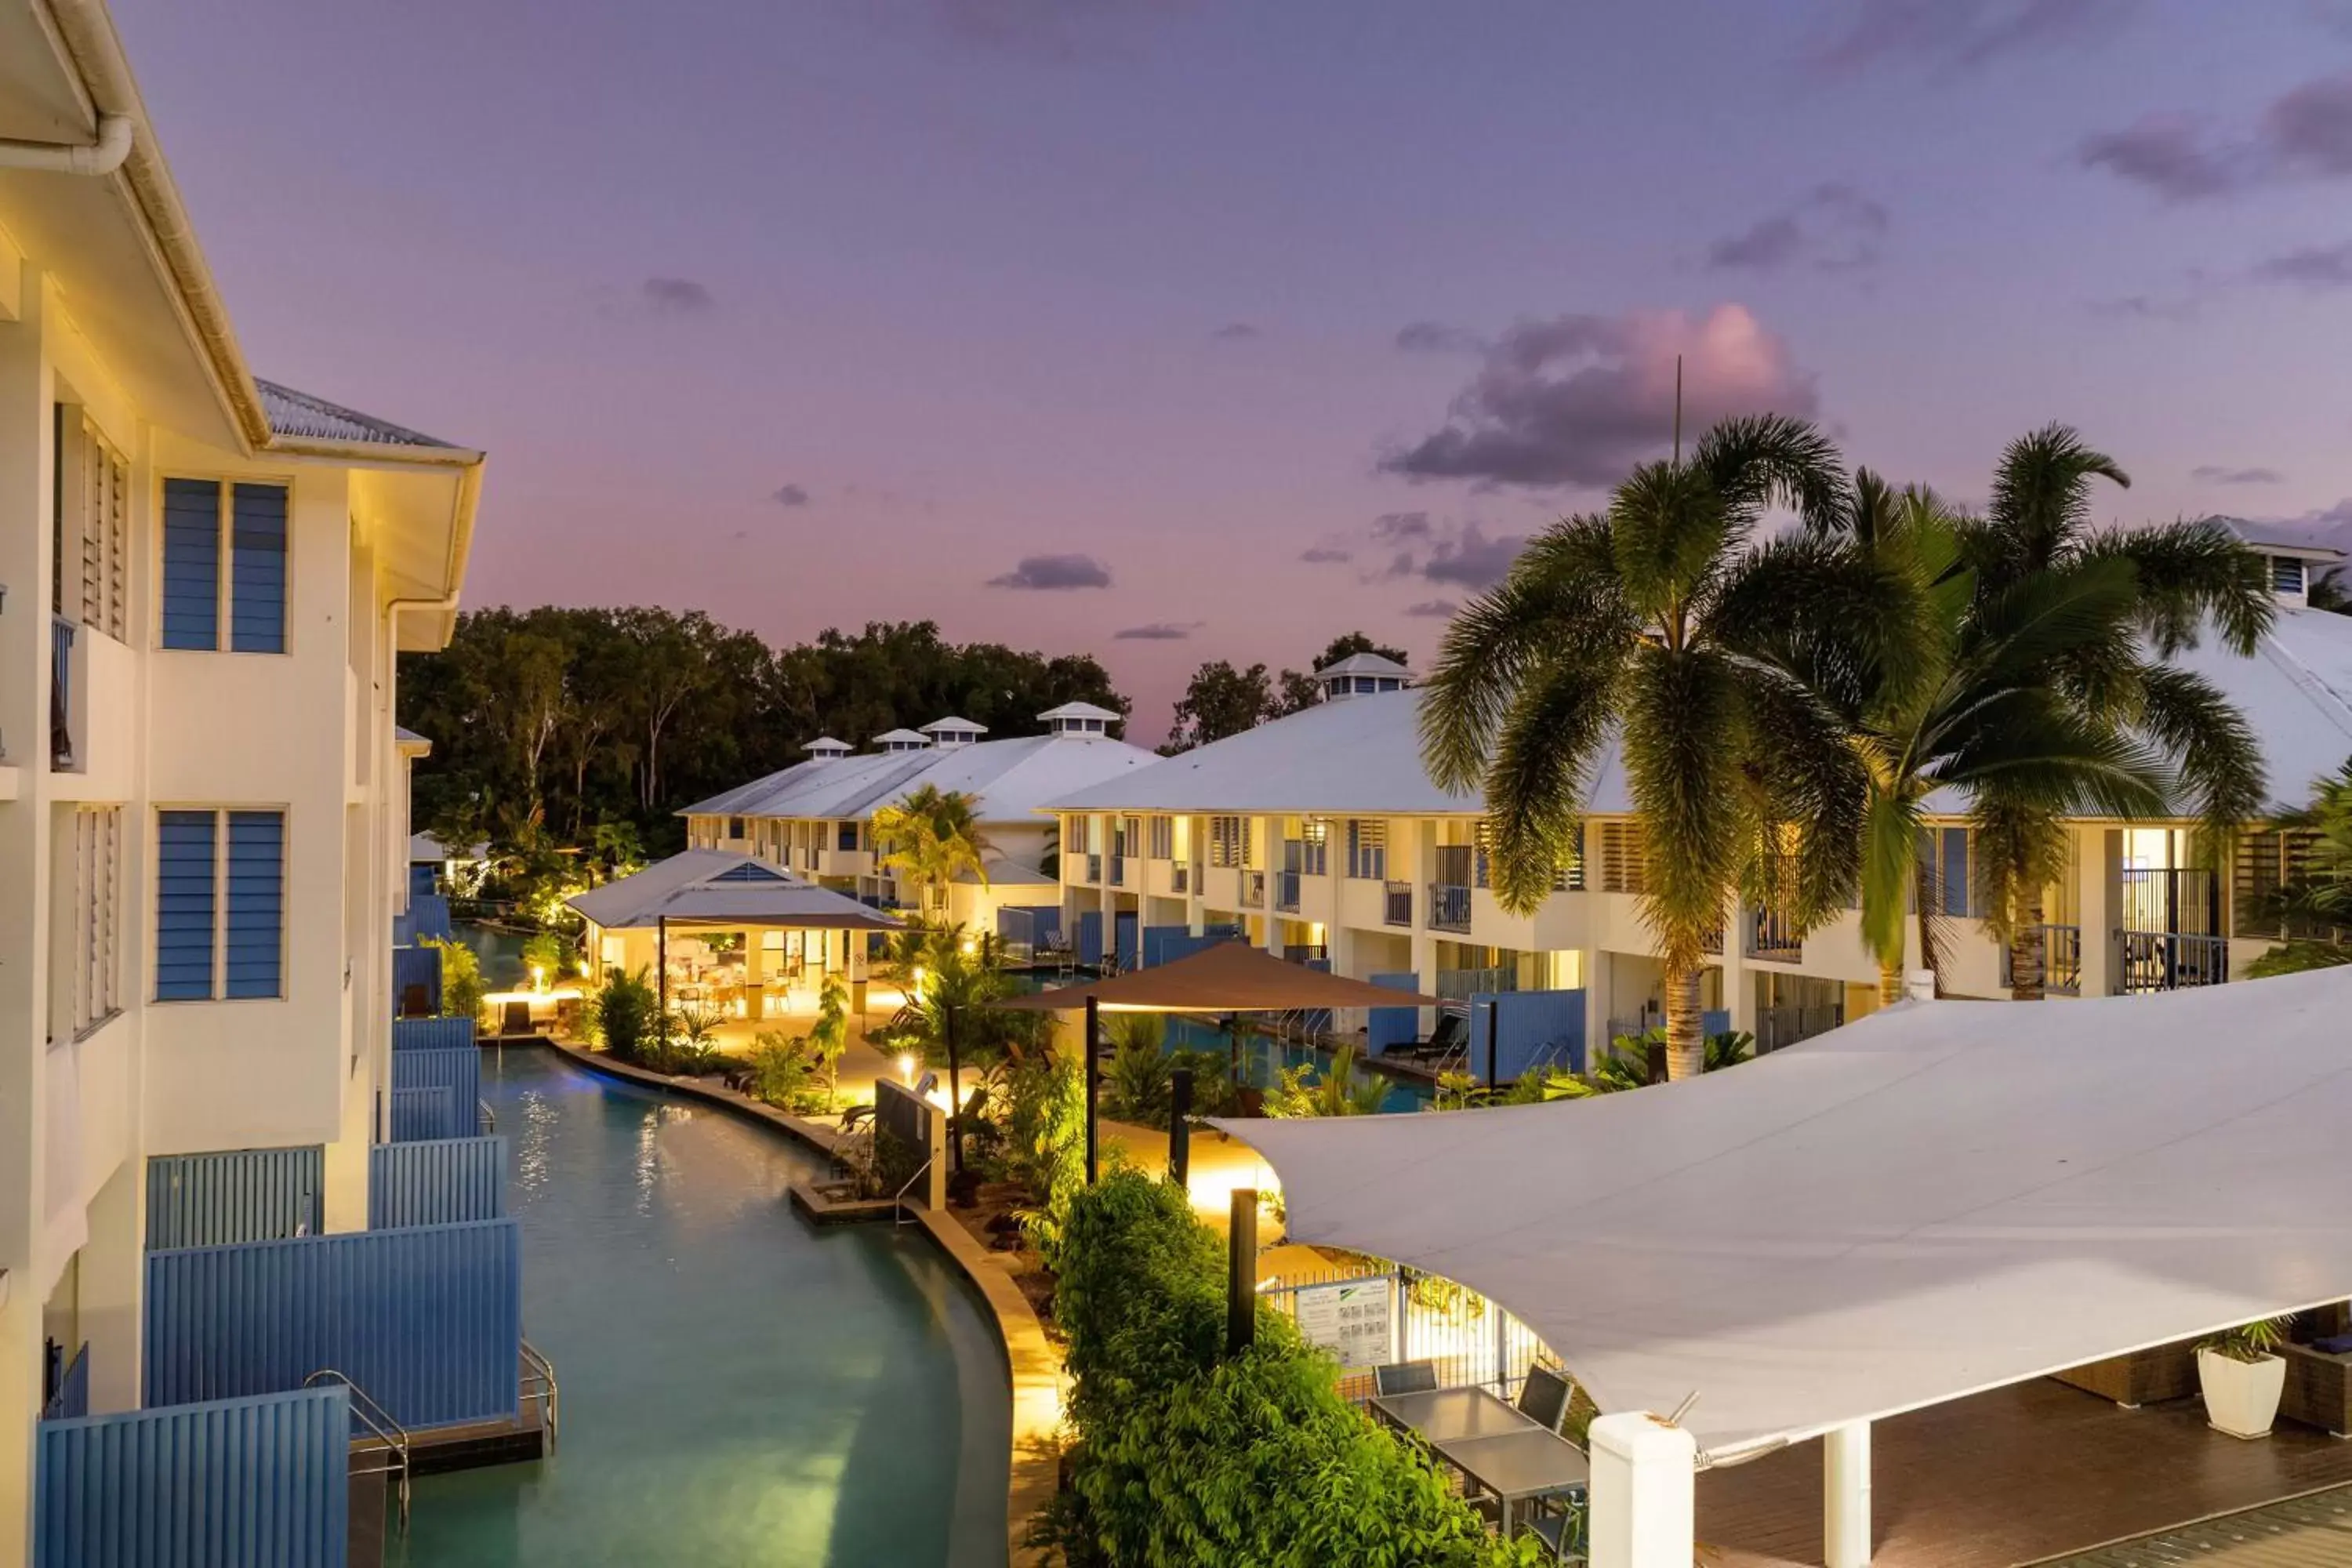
1219 965 2352 1568
568 849 900 1023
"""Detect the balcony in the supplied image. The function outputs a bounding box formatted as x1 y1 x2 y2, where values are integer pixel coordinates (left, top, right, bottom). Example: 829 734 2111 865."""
1428 882 1472 934
1699 921 1725 956
1274 870 1300 913
2118 931 2227 994
1759 1004 1843 1053
1109 854 1125 887
1746 906 1802 962
50 615 75 769
1085 853 1102 884
1172 862 1191 895
1999 924 2082 996
1383 880 1413 928
1240 869 1266 908
1436 965 1517 1003
1282 943 1327 965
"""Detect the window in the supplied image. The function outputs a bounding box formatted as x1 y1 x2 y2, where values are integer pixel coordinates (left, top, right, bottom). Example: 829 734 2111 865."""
1208 815 1249 869
837 820 859 851
64 416 129 640
1595 820 1646 895
726 816 746 840
2274 555 2307 595
1915 826 1976 918
1300 818 1328 877
155 808 285 1001
1065 815 1091 856
1345 819 1386 880
70 808 122 1033
160 479 289 652
1148 815 1174 859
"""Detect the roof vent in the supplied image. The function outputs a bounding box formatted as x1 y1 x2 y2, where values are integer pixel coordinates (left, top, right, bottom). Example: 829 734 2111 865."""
804 736 851 761
1312 652 1414 702
921 717 989 750
873 728 932 753
1039 700 1120 737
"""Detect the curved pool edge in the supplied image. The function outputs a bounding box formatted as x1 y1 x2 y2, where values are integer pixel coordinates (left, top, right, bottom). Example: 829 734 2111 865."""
532 1038 1062 1568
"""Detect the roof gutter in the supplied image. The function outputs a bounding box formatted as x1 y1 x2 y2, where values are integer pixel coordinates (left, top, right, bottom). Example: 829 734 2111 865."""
35 0 274 452
0 111 131 174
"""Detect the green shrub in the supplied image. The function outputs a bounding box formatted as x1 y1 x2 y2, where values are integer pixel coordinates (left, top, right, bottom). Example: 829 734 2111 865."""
1102 1014 1173 1122
745 1031 832 1115
422 936 485 1025
1046 1168 1534 1567
519 928 576 982
597 967 658 1063
1004 1052 1088 1267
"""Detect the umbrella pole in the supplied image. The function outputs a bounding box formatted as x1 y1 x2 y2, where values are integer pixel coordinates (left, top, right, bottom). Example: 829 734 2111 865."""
1084 996 1101 1185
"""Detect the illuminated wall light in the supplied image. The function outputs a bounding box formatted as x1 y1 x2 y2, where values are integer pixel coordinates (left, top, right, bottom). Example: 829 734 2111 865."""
898 1052 916 1083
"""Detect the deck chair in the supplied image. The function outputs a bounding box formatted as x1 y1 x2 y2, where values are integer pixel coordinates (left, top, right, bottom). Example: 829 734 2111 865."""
399 983 433 1018
1515 1367 1573 1434
1374 1359 1439 1399
500 1000 533 1038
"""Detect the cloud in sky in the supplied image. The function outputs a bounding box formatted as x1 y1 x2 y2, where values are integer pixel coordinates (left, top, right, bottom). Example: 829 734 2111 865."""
1302 514 1527 592
2254 241 2352 288
1418 523 1526 589
986 553 1112 590
1404 599 1459 618
1371 511 1433 542
1396 321 1486 354
1299 545 1352 564
1209 321 1261 342
1380 304 1822 488
2080 72 2352 199
1113 621 1201 639
1706 183 1890 272
2191 464 2285 485
772 483 812 506
642 276 716 314
1806 0 2141 75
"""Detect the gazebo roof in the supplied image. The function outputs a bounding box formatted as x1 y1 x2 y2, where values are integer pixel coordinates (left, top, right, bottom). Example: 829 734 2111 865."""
991 938 1441 1013
566 849 900 931
1218 967 2352 1457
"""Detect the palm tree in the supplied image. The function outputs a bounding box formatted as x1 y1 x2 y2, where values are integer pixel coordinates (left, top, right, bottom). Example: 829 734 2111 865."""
1421 415 1917 1080
1962 426 2272 996
872 785 993 920
1809 473 2172 1003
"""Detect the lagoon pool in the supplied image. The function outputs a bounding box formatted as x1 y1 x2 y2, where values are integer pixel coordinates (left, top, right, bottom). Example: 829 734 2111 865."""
1160 1016 1432 1114
388 1045 1009 1568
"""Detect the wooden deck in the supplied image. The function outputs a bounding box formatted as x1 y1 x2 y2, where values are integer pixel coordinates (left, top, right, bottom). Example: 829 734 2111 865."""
1698 1379 2352 1568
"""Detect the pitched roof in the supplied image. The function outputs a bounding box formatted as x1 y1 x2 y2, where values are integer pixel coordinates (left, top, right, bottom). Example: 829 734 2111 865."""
681 731 1163 825
566 849 898 930
1038 701 1123 723
1315 651 1414 679
256 379 457 449
2165 603 2352 809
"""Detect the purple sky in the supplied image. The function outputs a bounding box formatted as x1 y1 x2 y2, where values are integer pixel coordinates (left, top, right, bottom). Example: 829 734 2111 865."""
113 0 2352 742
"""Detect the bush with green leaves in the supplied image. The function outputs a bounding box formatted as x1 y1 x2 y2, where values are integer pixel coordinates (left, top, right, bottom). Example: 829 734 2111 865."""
421 936 485 1027
597 967 659 1063
1042 1168 1534 1568
1003 1051 1088 1268
745 1030 832 1115
1102 1013 1173 1121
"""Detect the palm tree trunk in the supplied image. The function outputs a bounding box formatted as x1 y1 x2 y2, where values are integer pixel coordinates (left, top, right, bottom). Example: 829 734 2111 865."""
1661 962 1704 1081
2009 891 2046 1001
1878 963 1904 1008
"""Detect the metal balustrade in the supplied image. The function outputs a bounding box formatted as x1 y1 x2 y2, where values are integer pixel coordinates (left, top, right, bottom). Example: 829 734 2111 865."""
1241 869 1266 907
1998 924 2082 995
1383 880 1413 927
1428 882 1472 933
1275 870 1301 912
2118 930 2227 993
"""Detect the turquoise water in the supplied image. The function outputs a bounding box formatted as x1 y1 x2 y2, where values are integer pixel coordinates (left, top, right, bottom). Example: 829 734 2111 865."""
388 1046 1010 1567
454 921 530 989
1161 1017 1432 1114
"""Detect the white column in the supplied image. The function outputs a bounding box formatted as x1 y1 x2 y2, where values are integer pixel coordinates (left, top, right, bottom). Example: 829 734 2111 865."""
2077 826 2121 998
1588 1412 1697 1568
1824 1419 1872 1568
1581 947 1608 1063
1721 889 1755 1036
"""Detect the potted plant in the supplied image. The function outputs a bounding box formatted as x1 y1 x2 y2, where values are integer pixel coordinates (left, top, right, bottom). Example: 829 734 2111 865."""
2198 1316 2294 1439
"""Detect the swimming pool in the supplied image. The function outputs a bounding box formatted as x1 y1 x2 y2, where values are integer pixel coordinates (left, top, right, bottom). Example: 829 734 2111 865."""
1161 1017 1431 1114
387 1045 1009 1567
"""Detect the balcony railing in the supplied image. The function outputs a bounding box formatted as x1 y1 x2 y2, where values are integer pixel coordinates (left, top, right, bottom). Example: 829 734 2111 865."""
1085 853 1102 884
1109 855 1125 887
1758 1004 1843 1054
50 615 75 768
1172 862 1191 894
1699 922 1724 956
1282 943 1327 965
1428 882 1472 934
1999 924 2082 996
1240 869 1265 907
1274 869 1300 913
1746 906 1801 962
1436 965 1518 1003
2118 930 2227 993
1383 880 1413 928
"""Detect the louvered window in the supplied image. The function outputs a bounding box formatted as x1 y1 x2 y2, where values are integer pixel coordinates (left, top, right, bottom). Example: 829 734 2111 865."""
161 478 289 652
1596 820 1646 895
1914 826 1978 918
1209 815 1245 868
1148 815 1174 859
1300 818 1329 877
68 417 130 640
155 808 285 1001
71 807 122 1033
2235 827 2332 941
1345 819 1387 880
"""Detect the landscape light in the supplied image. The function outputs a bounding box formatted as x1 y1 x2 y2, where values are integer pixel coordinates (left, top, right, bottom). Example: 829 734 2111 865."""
898 1052 916 1083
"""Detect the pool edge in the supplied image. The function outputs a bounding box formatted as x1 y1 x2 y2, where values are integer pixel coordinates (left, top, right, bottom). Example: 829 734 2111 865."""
533 1039 1062 1568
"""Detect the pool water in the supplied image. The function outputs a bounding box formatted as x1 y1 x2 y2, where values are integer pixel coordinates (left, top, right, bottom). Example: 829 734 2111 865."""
387 1045 1010 1568
1160 1017 1432 1114
453 921 530 989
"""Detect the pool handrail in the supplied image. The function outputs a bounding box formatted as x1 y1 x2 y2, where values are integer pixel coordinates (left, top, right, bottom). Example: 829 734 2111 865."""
303 1367 412 1533
520 1338 560 1452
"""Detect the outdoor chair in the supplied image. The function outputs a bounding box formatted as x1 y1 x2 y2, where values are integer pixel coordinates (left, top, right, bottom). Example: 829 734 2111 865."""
1525 1502 1587 1565
1374 1360 1438 1399
1515 1367 1573 1435
500 1000 534 1038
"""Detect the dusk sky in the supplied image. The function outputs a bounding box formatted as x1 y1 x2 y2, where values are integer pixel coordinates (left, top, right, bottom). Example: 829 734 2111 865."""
113 0 2352 741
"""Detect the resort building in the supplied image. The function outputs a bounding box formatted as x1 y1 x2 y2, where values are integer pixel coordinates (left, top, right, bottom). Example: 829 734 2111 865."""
681 702 1156 931
0 9 483 1560
1044 575 2352 1060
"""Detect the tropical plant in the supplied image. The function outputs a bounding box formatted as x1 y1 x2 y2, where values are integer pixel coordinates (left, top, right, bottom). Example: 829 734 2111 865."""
1422 414 1915 1079
743 1030 829 1113
596 966 659 1062
2240 757 2352 975
1003 1052 1089 1267
872 785 992 919
1102 1013 1174 1121
809 971 851 1095
421 935 485 1025
1958 426 2271 996
2200 1316 2295 1364
1265 1044 1388 1117
519 928 577 984
670 1001 727 1048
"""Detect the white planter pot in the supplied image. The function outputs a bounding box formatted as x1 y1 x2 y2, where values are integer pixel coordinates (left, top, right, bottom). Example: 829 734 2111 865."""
2198 1348 2286 1439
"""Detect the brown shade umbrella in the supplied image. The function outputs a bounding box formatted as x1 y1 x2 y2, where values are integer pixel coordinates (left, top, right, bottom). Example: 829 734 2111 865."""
989 938 1442 1012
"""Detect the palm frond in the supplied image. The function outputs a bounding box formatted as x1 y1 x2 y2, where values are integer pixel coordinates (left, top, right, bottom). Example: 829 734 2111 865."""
2077 517 2274 657
1621 645 1751 964
1689 412 1851 533
1984 423 2129 581
1482 655 1621 914
2132 663 2269 829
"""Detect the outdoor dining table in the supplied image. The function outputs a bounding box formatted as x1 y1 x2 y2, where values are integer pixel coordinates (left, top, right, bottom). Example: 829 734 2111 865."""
1370 1386 1590 1535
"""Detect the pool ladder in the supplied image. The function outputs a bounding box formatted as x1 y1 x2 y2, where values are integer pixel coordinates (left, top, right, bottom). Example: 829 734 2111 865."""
304 1369 412 1534
521 1338 561 1451
891 1158 935 1226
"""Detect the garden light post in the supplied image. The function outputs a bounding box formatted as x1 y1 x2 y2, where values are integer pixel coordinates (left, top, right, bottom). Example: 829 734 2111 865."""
1482 997 1499 1091
1227 1187 1257 1356
1084 994 1101 1185
1168 1068 1192 1191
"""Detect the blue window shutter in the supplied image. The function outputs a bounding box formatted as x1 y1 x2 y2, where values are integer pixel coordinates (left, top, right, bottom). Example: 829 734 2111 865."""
229 484 288 653
160 479 220 650
156 811 218 1000
1943 827 1973 919
224 811 285 998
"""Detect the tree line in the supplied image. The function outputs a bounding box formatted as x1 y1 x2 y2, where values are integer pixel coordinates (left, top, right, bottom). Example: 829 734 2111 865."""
398 611 1129 858
1161 630 1410 753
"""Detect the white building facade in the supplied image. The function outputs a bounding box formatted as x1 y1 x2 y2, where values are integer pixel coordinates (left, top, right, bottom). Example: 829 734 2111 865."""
1049 598 2352 1054
0 9 481 1557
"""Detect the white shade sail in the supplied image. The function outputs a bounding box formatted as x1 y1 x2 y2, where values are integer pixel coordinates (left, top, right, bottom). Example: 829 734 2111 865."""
1216 967 2352 1455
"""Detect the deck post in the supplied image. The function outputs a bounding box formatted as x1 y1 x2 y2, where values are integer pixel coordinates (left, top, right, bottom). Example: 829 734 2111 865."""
1226 1187 1257 1356
1084 995 1101 1185
1168 1068 1192 1190
1588 1412 1696 1568
1824 1419 1871 1568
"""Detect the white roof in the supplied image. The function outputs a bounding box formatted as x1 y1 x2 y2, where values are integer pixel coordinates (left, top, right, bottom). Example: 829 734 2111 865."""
1316 651 1414 679
1039 700 1123 723
873 728 931 746
566 849 897 930
923 716 988 735
1221 966 2352 1456
2165 604 2352 811
258 379 457 450
681 731 1163 826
